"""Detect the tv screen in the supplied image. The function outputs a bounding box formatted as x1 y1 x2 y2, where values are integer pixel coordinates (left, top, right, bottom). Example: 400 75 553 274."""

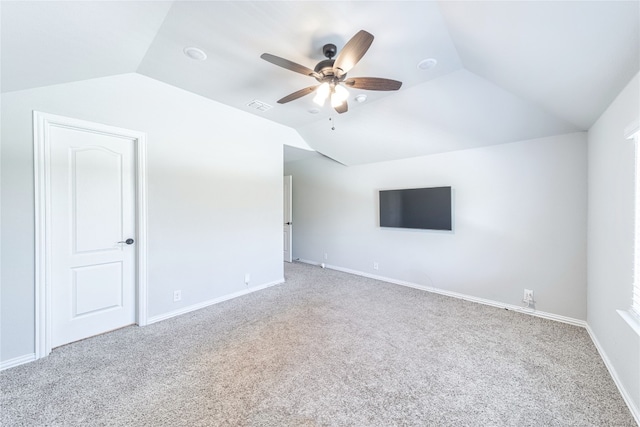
379 186 452 230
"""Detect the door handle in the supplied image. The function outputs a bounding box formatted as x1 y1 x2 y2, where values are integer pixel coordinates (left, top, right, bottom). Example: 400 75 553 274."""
117 238 135 245
285 222 292 225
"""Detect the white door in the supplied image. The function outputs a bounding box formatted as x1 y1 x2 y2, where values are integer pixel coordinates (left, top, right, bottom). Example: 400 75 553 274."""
49 125 136 348
284 175 292 262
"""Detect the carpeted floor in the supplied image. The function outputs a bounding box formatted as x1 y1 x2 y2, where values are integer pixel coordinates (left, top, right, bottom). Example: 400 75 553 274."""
1 262 636 426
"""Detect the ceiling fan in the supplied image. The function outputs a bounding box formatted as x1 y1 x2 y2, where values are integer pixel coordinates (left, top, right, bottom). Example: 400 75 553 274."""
261 30 402 114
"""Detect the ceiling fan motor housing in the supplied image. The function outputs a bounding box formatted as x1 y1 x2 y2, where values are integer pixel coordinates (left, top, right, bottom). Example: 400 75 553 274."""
314 59 336 76
315 44 348 83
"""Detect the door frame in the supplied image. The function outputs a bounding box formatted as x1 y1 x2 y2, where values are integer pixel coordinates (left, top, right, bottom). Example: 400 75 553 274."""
33 111 148 359
283 175 292 262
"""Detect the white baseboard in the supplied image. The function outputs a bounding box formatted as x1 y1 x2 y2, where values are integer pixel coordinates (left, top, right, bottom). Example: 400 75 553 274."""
0 353 36 371
586 326 640 426
297 259 640 422
147 278 284 325
297 259 586 327
1 280 285 370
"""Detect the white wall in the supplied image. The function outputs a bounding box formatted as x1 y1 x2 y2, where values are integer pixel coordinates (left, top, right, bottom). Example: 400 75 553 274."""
1 73 305 363
285 132 588 320
587 72 640 417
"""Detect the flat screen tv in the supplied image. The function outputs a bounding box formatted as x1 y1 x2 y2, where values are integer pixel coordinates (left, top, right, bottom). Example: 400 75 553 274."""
379 186 452 231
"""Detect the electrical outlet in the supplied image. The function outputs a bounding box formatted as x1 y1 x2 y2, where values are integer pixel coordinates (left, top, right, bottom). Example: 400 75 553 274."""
523 289 534 303
173 290 181 302
373 262 379 270
324 253 328 260
244 273 251 285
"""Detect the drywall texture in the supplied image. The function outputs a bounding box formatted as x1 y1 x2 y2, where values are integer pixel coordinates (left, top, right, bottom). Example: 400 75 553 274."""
1 73 304 363
285 133 588 320
587 72 640 416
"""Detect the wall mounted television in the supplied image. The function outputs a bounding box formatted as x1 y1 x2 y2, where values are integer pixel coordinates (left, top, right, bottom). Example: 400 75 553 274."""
379 186 452 231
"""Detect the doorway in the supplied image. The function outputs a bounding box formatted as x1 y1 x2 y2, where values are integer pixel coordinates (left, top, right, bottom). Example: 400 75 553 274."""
33 112 148 358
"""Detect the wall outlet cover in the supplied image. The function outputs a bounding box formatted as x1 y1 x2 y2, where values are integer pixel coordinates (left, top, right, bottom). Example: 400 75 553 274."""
523 289 534 301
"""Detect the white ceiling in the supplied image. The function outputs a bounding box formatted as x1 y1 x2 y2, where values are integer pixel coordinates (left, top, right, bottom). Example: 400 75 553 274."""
2 1 638 165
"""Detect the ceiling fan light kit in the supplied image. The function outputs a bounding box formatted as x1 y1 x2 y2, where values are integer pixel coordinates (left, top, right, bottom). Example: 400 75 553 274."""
313 82 331 106
331 85 349 107
261 30 402 114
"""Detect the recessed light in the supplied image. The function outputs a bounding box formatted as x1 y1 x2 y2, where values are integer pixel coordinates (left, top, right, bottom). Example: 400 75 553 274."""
183 47 207 61
417 58 437 70
354 94 367 103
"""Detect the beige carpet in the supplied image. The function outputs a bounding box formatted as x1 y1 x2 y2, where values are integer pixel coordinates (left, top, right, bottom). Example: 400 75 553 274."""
1 262 636 426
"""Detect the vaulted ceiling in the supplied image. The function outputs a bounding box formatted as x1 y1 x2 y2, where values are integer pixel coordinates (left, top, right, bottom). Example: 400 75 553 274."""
2 1 638 165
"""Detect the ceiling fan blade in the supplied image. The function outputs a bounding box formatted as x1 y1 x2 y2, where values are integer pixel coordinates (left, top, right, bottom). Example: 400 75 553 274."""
333 30 374 77
261 53 319 78
344 77 402 91
334 101 348 114
277 85 319 104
